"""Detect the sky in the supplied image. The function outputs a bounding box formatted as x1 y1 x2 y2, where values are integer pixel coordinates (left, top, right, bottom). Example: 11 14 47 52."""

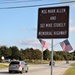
0 0 75 52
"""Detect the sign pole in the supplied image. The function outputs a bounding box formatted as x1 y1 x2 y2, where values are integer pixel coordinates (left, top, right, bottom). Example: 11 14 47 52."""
42 46 43 64
51 39 53 75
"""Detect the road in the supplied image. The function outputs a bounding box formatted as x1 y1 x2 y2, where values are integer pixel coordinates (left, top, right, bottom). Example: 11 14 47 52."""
0 61 74 75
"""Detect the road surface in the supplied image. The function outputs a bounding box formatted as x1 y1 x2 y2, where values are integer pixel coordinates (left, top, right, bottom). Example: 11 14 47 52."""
0 61 74 75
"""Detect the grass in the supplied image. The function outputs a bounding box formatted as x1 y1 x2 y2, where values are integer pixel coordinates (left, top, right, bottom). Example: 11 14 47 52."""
0 60 49 68
0 63 9 68
63 63 75 75
63 67 75 75
25 60 49 64
71 63 75 66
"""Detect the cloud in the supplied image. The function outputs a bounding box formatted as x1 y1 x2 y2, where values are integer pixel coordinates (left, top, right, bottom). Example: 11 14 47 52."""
18 39 58 49
18 39 43 50
69 19 75 32
19 27 37 31
18 39 39 45
70 27 75 32
60 0 75 2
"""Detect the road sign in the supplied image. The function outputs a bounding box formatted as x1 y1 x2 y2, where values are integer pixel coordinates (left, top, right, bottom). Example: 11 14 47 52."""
37 6 69 38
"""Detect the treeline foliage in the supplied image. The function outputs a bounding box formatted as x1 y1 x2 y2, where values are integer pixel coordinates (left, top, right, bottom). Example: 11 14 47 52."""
0 46 75 61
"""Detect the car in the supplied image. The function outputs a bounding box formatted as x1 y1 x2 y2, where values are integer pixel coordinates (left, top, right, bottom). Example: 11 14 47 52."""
8 61 28 73
49 61 55 66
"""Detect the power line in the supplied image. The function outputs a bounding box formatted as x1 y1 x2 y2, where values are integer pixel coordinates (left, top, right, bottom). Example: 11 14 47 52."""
0 0 42 4
0 1 75 9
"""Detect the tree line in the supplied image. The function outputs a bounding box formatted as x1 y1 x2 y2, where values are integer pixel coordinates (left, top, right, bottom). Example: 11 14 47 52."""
0 46 75 61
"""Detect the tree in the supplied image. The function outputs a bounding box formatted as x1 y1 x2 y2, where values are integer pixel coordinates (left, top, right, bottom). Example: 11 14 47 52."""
21 48 35 60
34 49 42 60
19 49 26 60
43 50 50 60
9 46 20 60
0 45 74 61
73 50 75 60
54 51 64 60
25 48 34 60
20 48 42 60
0 46 12 58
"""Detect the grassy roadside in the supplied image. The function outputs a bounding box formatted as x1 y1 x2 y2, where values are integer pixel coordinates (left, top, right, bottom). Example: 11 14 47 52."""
63 63 75 75
0 60 49 68
0 63 9 68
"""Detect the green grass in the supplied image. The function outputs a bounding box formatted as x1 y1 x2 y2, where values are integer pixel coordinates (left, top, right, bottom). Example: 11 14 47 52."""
63 63 75 75
0 63 9 68
71 63 75 66
0 60 49 68
25 60 49 64
63 67 75 75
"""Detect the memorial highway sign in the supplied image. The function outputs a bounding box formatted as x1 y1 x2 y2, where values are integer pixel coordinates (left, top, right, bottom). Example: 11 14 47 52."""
37 6 69 39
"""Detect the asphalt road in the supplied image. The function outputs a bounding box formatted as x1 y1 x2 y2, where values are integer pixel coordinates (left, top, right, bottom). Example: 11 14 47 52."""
0 61 74 75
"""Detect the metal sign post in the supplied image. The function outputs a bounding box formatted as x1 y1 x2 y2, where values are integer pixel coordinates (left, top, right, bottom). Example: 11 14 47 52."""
42 46 43 64
51 39 53 75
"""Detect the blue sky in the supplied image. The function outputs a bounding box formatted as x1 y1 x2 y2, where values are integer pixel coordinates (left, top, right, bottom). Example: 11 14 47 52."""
0 0 75 51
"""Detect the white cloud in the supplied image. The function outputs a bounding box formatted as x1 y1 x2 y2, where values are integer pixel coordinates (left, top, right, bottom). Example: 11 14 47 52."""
70 27 75 32
18 38 43 50
18 39 61 50
18 39 39 45
60 0 75 2
69 19 75 32
18 27 37 31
